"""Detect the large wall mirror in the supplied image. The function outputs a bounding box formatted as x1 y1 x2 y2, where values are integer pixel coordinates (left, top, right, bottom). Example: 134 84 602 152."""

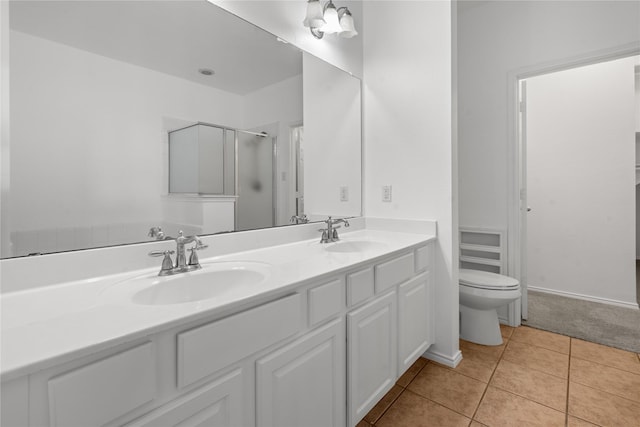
2 0 362 259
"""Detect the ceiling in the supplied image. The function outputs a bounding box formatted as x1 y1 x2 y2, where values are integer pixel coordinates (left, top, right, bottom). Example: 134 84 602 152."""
9 0 302 95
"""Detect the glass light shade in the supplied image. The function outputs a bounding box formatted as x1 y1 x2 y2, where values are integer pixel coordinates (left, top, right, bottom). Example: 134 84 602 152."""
319 3 342 34
303 0 325 28
338 11 357 38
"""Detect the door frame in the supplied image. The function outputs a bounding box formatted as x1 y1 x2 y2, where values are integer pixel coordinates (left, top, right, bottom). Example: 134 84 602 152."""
506 42 640 320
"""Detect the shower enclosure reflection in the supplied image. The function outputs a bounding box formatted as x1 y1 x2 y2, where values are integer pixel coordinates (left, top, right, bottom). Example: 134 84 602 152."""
166 123 281 235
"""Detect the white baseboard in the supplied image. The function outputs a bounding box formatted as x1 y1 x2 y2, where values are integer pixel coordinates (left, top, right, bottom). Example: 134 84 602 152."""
423 348 463 368
528 286 639 310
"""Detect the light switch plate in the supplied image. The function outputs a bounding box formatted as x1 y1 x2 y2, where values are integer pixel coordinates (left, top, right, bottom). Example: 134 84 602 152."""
382 185 392 202
340 186 349 202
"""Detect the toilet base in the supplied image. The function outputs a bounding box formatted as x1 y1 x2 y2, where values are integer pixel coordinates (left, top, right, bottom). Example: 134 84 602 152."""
459 305 503 346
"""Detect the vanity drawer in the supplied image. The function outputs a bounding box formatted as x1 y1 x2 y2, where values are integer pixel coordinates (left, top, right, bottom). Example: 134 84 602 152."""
415 245 431 273
48 342 156 427
375 252 415 293
126 369 244 427
347 267 374 307
178 294 302 388
308 278 345 326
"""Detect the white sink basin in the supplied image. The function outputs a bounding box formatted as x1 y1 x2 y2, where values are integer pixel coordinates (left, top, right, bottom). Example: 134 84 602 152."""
324 240 388 253
108 262 272 305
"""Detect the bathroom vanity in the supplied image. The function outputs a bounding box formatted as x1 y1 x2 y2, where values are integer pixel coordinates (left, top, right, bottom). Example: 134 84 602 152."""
1 225 435 427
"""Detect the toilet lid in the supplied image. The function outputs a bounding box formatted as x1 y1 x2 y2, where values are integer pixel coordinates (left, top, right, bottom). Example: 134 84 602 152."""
459 269 519 290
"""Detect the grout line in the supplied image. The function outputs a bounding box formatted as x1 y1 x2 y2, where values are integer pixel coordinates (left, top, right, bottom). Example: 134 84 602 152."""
509 337 571 357
566 338 572 427
570 354 640 376
469 339 504 422
369 359 429 425
404 389 474 423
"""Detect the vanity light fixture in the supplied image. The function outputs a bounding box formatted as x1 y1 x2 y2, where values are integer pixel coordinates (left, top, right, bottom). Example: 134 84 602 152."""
303 0 358 39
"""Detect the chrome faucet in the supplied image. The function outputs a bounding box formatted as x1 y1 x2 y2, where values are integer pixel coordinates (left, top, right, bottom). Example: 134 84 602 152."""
148 231 208 276
319 216 350 243
290 214 309 224
148 226 167 240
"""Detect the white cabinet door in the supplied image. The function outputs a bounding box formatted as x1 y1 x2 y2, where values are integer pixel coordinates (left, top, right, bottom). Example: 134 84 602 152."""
256 318 345 427
126 369 245 427
1 378 28 427
398 271 433 374
347 291 397 427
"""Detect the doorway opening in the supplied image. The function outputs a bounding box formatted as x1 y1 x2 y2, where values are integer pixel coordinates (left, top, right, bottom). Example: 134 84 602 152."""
513 54 640 329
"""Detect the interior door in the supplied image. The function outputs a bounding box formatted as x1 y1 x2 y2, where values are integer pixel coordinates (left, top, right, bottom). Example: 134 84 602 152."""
523 56 637 306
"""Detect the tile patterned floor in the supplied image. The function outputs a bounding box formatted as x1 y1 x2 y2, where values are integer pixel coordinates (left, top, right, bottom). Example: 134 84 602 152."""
357 325 640 427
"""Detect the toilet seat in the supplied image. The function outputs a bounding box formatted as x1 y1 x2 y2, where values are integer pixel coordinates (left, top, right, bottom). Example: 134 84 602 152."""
459 269 519 290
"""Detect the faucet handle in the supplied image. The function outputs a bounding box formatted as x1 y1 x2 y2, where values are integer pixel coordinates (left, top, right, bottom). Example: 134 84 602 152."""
148 250 175 257
149 250 175 272
188 247 200 266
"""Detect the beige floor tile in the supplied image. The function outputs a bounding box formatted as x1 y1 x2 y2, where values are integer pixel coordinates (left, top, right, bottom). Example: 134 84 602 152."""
510 326 570 354
570 357 640 403
396 357 427 388
568 382 640 426
500 324 515 339
566 415 598 426
490 359 567 411
470 422 488 427
474 386 565 427
571 338 640 374
407 362 486 417
375 390 471 427
460 339 507 360
364 384 403 424
503 340 569 379
453 343 501 382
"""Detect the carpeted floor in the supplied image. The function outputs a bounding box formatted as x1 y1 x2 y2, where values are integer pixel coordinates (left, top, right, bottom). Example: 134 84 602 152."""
522 290 640 353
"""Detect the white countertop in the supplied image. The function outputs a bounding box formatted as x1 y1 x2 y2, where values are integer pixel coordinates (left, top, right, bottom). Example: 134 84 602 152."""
1 228 434 380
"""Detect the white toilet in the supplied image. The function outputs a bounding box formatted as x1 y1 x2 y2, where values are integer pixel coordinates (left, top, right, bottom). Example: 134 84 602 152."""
459 269 521 346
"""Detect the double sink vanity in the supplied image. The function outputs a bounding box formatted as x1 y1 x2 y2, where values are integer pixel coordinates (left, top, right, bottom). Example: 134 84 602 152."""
1 220 436 427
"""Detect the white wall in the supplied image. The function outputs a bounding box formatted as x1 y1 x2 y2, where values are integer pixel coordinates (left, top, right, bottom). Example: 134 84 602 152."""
303 52 362 219
458 0 640 229
212 0 363 78
526 57 637 306
363 1 459 364
8 31 244 255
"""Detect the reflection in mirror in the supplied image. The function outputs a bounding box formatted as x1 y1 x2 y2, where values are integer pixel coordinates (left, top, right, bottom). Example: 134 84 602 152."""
2 0 362 259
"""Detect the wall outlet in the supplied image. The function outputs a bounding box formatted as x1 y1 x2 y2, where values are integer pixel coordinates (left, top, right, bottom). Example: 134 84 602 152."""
340 186 349 202
382 185 392 202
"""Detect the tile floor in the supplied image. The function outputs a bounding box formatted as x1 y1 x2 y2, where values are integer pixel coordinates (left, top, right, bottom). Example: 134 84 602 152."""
357 325 640 427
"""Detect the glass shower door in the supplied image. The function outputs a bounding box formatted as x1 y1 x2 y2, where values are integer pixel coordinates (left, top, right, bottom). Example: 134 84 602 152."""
236 131 275 231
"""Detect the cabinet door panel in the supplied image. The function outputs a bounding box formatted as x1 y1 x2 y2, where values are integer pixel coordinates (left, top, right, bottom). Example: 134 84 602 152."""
1 378 28 427
256 318 345 427
398 272 432 373
347 292 397 426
